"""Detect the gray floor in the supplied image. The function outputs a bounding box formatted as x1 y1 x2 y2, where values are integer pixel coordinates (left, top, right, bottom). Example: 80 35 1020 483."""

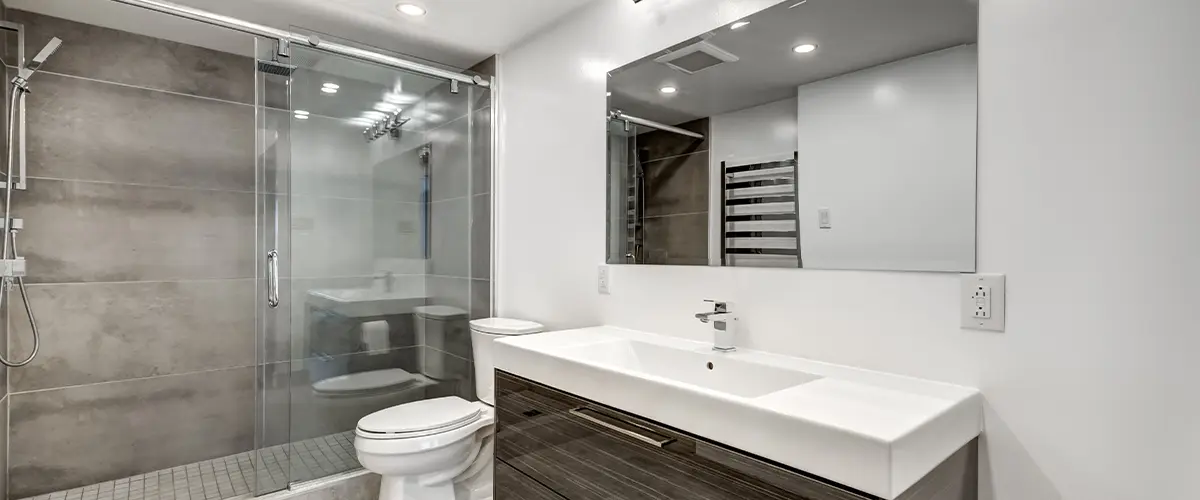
19 432 360 500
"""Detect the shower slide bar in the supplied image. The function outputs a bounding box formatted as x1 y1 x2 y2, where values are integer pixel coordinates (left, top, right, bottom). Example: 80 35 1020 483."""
109 0 490 90
608 110 706 139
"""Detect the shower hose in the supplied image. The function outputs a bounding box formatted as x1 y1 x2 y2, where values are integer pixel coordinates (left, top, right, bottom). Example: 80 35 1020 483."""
0 83 40 367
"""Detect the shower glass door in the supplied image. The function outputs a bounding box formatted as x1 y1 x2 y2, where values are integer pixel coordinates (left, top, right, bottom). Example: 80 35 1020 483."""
255 36 483 494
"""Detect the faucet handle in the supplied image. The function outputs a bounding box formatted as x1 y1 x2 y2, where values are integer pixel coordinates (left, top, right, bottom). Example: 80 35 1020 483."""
703 299 729 312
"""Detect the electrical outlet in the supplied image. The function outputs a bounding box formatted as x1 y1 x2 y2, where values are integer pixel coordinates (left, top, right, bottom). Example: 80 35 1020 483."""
818 207 832 229
962 274 1004 331
597 265 610 295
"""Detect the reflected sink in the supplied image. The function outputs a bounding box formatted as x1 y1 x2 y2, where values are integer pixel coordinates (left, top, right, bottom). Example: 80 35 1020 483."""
306 288 426 318
557 339 821 398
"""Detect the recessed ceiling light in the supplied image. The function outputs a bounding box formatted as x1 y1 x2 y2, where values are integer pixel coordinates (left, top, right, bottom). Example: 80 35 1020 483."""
730 21 750 30
322 83 340 90
321 87 337 94
793 43 818 54
293 110 310 116
659 86 678 94
396 3 426 16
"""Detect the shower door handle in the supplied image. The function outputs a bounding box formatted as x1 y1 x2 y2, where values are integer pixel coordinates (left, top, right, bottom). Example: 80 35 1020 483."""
266 250 280 308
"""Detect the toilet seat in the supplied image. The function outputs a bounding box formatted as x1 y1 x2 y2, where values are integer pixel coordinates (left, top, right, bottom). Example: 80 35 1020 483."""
357 397 488 440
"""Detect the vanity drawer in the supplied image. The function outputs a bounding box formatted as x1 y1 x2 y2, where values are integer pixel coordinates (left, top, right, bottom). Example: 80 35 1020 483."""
494 371 879 500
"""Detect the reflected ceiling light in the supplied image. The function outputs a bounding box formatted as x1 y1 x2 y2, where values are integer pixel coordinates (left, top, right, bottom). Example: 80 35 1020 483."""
659 86 678 94
320 87 338 94
730 21 750 30
606 91 612 97
293 110 310 116
294 114 309 120
362 111 387 120
396 3 427 16
792 43 818 54
322 83 340 90
348 117 375 126
374 102 399 112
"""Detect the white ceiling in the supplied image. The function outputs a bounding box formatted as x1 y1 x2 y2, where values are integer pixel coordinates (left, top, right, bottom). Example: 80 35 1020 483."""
609 0 978 125
6 0 599 69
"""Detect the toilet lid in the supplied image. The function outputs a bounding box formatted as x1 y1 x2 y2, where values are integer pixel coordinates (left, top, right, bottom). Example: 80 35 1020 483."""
357 396 482 438
413 305 468 320
469 317 545 335
312 369 424 396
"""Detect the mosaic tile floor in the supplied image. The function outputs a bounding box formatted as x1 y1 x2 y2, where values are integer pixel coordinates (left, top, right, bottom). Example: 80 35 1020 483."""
19 432 360 500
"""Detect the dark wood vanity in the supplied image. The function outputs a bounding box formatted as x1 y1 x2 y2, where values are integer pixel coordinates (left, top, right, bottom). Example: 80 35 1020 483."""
494 371 977 500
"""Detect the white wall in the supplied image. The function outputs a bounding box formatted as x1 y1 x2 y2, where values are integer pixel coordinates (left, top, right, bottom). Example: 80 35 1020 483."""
496 0 1200 499
708 97 798 266
795 46 977 272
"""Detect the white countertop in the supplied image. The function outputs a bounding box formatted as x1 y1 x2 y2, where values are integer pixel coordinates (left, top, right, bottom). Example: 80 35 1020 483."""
494 326 982 499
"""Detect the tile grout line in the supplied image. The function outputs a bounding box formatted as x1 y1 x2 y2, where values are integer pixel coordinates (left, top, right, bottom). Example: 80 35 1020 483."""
26 176 428 205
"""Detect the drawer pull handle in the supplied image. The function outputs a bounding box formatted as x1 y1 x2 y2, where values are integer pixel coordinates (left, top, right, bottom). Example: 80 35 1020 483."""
568 407 675 448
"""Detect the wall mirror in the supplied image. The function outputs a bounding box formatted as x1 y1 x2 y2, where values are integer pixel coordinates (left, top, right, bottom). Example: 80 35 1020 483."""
606 0 978 272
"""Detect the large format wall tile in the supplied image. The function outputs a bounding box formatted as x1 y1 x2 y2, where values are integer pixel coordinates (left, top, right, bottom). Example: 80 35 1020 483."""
27 73 254 191
642 151 710 218
471 194 491 280
430 197 469 278
7 10 256 104
9 280 255 392
642 213 709 266
471 107 492 196
429 116 470 201
9 367 255 497
16 179 255 283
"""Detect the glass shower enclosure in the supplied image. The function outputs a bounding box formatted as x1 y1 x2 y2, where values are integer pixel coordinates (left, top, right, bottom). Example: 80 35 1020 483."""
254 37 490 494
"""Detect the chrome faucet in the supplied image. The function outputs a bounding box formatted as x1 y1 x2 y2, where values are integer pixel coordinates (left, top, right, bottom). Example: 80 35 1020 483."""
373 271 395 293
695 300 737 352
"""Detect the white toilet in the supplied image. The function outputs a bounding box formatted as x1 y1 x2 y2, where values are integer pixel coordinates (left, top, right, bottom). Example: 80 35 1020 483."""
354 317 545 500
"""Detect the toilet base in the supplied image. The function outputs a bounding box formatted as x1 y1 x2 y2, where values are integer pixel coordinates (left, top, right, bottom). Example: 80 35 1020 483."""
376 459 493 500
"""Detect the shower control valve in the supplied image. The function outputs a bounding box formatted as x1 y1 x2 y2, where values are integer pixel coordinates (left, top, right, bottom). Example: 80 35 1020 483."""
0 258 26 278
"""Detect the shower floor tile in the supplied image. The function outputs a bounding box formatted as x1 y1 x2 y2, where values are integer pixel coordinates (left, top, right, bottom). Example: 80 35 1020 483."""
19 432 360 500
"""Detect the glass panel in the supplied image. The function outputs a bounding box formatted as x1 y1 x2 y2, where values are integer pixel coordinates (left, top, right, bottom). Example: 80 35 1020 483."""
269 41 483 488
254 35 293 496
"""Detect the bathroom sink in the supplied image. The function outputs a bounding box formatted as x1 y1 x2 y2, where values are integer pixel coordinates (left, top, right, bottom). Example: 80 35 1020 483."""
557 339 821 398
306 288 426 318
493 326 982 500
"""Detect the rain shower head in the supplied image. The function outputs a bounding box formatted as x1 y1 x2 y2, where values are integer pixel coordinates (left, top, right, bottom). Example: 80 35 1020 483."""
20 37 62 80
257 59 297 76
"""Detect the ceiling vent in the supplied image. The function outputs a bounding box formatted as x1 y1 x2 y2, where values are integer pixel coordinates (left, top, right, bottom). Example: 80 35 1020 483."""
654 41 739 74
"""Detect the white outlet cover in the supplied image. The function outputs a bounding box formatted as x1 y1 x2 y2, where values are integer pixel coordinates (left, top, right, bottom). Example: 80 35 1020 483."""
961 274 1005 331
597 265 611 295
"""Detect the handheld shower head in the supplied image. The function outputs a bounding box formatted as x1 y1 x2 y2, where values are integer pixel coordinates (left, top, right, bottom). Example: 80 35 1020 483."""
19 37 62 80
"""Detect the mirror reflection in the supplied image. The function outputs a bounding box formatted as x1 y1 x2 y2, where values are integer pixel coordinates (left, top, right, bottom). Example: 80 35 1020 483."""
606 0 978 272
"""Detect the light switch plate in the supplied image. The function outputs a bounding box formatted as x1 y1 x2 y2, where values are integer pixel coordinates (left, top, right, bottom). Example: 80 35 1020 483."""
961 274 1005 331
818 207 832 229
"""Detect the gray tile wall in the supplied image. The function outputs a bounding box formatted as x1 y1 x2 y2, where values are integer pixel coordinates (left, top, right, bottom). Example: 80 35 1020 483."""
630 118 710 266
422 57 494 402
2 11 258 498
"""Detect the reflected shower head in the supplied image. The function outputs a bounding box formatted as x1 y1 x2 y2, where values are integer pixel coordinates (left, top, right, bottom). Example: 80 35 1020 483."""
257 59 297 76
20 37 62 79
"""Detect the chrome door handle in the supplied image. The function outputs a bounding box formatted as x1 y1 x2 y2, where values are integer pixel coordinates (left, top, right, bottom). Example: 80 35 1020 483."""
267 249 280 308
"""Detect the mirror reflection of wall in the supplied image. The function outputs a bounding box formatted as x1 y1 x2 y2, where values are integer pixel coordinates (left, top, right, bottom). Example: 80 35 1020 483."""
607 0 979 272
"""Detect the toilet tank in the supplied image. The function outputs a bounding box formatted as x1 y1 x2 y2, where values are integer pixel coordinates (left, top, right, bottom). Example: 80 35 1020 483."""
469 318 545 405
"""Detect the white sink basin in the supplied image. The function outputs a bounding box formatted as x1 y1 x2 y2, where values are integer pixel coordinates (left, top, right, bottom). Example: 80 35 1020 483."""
306 288 426 318
556 339 822 398
494 326 982 499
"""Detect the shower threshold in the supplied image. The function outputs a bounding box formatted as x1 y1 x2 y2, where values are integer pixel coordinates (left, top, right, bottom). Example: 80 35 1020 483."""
19 431 360 500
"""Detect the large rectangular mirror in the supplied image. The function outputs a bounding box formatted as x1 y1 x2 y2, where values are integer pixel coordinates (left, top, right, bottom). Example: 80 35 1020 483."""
606 0 978 272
